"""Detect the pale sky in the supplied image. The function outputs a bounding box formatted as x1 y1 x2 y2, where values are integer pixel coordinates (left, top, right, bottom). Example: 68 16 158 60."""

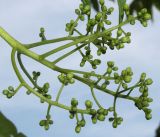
0 0 160 137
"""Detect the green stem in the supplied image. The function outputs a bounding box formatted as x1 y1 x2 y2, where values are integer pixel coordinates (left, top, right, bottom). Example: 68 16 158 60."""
52 43 86 64
17 52 42 90
90 87 102 108
46 104 52 120
12 84 23 96
113 82 122 117
26 35 84 49
56 84 65 102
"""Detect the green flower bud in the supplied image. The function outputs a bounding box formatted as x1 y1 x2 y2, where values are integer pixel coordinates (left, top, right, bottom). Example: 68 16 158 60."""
117 29 122 37
39 120 45 126
3 90 9 95
97 114 105 121
126 32 131 36
94 59 101 65
147 98 153 102
7 93 12 99
79 3 84 11
75 125 81 133
141 8 147 14
71 98 78 107
80 61 85 67
139 86 144 93
142 21 148 27
97 108 104 114
92 116 97 124
145 78 153 85
90 109 97 115
40 27 45 33
85 100 93 109
121 37 128 43
101 83 107 89
99 22 104 28
79 15 85 21
144 13 151 20
89 19 96 26
69 113 74 119
124 76 132 83
122 83 128 89
69 79 75 84
123 4 129 11
107 67 112 74
102 5 107 12
105 20 111 25
44 125 49 130
67 73 74 80
145 113 152 120
112 66 118 71
99 0 105 5
142 101 149 107
8 86 14 91
75 9 80 15
80 119 86 127
44 83 50 89
97 50 102 56
95 12 103 21
115 79 120 84
112 121 117 128
107 61 114 67
103 109 108 115
140 73 146 81
108 7 114 13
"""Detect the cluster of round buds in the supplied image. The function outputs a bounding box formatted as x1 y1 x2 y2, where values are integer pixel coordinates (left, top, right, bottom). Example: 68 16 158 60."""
78 2 91 16
32 71 41 81
104 31 131 50
100 61 118 89
86 0 113 33
79 45 101 69
3 86 15 99
75 118 86 133
39 27 46 41
70 98 78 115
137 8 151 27
65 20 78 35
121 67 133 83
39 115 53 130
96 44 107 56
89 107 113 124
109 116 123 128
58 73 75 85
65 2 91 35
135 73 153 120
113 67 133 85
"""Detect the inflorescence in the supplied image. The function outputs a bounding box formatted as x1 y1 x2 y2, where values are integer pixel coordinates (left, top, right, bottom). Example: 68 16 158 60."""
1 0 153 133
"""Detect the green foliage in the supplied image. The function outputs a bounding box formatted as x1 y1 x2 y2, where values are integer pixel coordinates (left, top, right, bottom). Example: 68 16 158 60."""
0 112 26 137
0 0 153 134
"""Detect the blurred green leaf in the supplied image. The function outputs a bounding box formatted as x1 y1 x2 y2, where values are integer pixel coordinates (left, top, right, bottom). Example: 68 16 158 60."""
90 0 99 11
156 124 160 137
117 0 126 23
0 112 26 137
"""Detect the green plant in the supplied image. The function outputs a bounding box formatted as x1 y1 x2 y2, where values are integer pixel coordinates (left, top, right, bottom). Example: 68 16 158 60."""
0 0 153 133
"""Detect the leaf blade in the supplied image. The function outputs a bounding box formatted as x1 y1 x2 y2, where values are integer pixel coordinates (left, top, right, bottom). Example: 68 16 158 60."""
117 0 126 23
